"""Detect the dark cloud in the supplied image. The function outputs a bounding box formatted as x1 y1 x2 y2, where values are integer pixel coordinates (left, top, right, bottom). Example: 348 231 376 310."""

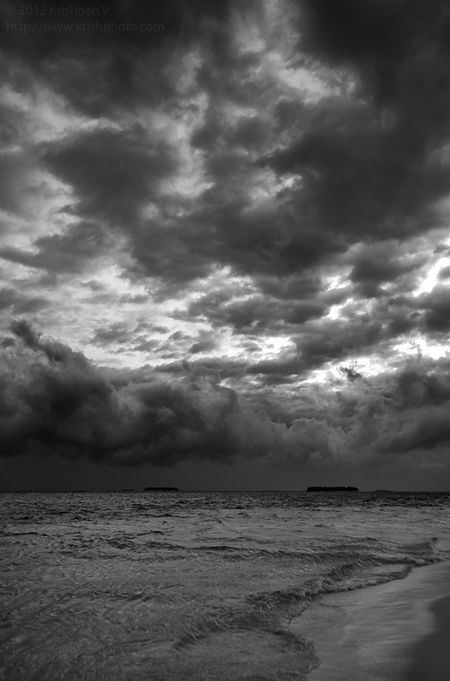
438 266 450 280
256 1 450 276
42 126 219 286
385 297 420 336
189 341 214 354
2 0 450 293
91 323 170 355
301 1 448 110
246 355 304 379
0 0 235 116
373 360 450 457
233 115 268 150
0 151 32 216
2 1 450 489
131 338 161 353
0 288 49 313
2 322 450 484
254 273 322 301
7 0 445 303
186 291 327 332
0 221 110 274
178 0 450 294
246 314 388 378
156 357 248 381
393 365 450 408
44 127 176 224
189 332 217 355
349 242 424 298
91 323 131 346
389 409 450 453
265 93 447 249
191 180 340 282
386 285 450 335
419 284 450 332
0 322 275 465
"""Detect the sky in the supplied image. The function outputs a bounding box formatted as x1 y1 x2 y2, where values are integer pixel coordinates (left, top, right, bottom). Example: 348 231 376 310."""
1 0 450 491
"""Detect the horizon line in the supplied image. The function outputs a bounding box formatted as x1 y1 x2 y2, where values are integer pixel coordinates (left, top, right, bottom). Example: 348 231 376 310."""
1 488 450 494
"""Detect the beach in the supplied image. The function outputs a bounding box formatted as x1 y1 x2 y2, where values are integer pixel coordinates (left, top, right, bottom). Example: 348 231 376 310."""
290 560 450 681
407 593 450 681
1 492 449 681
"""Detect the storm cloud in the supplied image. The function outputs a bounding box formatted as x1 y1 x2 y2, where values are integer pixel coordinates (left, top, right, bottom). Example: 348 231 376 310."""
1 322 450 489
0 322 281 466
1 0 450 488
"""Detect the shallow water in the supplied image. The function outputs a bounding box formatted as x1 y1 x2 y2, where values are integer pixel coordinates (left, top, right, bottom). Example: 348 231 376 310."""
291 560 450 681
1 491 450 681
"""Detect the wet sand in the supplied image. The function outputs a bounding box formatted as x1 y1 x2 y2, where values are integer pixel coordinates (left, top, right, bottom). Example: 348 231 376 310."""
406 594 450 681
289 561 450 681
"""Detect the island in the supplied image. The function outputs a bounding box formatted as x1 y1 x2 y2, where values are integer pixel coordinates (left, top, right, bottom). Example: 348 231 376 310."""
143 487 179 492
306 486 359 492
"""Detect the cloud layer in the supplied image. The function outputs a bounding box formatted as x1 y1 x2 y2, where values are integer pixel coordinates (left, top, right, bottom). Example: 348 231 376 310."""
1 0 450 486
1 322 450 489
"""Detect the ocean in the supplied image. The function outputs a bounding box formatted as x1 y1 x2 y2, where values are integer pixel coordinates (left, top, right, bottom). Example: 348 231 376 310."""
1 491 450 681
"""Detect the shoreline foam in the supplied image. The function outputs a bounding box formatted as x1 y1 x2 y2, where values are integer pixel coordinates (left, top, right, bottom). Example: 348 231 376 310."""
289 560 450 681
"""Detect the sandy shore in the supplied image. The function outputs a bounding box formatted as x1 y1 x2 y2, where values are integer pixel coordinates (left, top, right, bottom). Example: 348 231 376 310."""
406 594 450 681
289 560 450 681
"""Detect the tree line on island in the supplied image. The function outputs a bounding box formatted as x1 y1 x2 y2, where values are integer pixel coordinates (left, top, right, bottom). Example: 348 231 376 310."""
141 486 360 492
306 486 359 492
143 487 179 492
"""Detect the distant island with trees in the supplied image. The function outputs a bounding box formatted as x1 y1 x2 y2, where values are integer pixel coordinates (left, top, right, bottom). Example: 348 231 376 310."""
143 487 179 492
307 486 359 492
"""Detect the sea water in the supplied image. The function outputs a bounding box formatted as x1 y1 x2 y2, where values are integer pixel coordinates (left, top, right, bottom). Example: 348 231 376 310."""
1 491 449 681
